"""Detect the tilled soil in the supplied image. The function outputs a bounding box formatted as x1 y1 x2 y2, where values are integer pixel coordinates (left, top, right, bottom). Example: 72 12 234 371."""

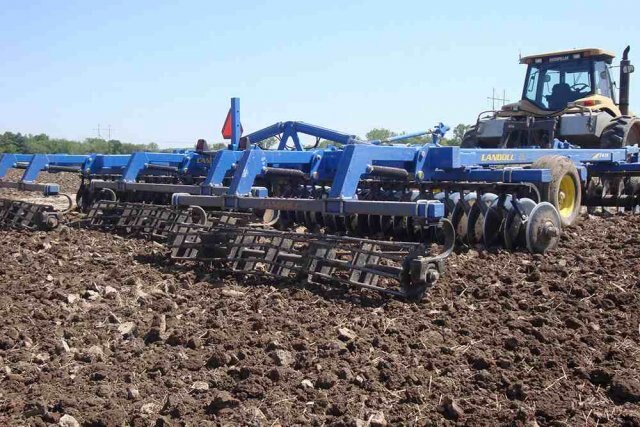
0 213 639 426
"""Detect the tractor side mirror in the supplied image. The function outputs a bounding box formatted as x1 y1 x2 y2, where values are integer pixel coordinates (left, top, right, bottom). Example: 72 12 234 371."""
543 75 551 83
623 65 635 74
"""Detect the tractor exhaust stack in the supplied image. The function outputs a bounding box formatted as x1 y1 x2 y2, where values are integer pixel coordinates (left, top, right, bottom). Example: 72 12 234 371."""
619 45 633 116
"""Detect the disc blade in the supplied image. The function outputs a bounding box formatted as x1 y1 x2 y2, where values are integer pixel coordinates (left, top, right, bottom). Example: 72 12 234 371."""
466 193 498 245
525 202 561 253
483 195 512 247
451 192 476 244
503 198 536 250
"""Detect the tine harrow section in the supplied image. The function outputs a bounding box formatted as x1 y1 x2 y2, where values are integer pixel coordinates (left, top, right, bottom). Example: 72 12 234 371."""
86 201 202 239
86 201 251 240
169 222 453 299
169 213 251 259
0 199 62 230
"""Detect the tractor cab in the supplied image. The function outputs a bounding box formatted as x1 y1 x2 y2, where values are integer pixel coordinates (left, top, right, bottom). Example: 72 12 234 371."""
465 46 636 149
515 48 618 114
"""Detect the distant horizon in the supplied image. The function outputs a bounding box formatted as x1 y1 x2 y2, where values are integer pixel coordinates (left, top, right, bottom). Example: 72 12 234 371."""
1 1 638 148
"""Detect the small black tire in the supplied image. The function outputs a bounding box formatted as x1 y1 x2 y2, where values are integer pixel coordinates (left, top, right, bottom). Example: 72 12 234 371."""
531 155 581 227
460 126 479 148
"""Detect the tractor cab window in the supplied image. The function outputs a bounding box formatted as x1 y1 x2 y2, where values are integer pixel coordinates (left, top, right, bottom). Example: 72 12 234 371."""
594 60 613 99
523 59 594 110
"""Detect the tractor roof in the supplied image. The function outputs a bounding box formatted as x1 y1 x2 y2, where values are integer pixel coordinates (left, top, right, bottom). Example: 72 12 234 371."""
520 48 615 64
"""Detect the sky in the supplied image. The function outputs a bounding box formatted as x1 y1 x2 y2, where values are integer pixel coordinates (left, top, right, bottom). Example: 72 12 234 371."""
1 0 639 148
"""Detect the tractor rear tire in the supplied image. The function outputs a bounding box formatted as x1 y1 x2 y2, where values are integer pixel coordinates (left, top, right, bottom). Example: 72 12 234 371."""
600 116 640 148
531 155 581 227
460 127 479 148
600 116 640 201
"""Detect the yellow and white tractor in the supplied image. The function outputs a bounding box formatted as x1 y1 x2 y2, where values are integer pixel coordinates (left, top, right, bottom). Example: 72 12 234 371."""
463 46 638 149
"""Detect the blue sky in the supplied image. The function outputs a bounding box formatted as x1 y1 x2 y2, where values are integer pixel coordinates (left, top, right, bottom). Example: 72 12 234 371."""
1 0 639 147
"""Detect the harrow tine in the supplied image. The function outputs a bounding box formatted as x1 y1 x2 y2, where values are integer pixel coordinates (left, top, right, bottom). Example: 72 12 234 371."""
0 198 62 231
169 219 454 300
86 200 216 239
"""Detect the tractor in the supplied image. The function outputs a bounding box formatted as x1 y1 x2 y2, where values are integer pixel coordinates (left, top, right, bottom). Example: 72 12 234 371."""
462 46 638 149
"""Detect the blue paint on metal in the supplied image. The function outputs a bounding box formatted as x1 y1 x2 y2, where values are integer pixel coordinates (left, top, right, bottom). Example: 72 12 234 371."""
0 154 31 178
21 154 88 182
230 97 241 151
84 154 132 175
226 147 320 195
328 144 419 198
242 121 359 149
121 152 194 182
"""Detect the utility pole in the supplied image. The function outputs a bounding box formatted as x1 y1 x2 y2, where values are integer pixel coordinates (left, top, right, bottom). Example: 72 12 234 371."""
487 88 510 110
94 124 113 139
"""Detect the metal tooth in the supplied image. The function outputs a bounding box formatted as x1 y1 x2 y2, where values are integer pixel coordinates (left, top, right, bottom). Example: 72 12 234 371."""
391 215 410 241
379 215 393 235
294 210 306 226
323 213 338 233
335 215 348 233
355 213 368 236
304 211 321 230
344 214 359 236
277 211 294 229
367 214 382 235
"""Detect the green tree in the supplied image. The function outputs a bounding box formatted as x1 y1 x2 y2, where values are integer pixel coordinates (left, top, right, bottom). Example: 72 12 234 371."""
365 128 397 141
317 139 339 149
0 132 27 153
442 123 472 146
0 132 168 155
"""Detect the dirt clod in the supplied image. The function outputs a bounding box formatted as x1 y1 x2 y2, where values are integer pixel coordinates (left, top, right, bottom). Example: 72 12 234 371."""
338 327 357 341
270 349 294 367
58 414 80 427
206 391 240 414
191 381 209 392
610 376 640 404
368 410 387 426
206 349 232 368
438 396 463 421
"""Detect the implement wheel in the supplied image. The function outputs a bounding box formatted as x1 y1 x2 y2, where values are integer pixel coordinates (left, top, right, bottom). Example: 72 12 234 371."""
531 155 581 227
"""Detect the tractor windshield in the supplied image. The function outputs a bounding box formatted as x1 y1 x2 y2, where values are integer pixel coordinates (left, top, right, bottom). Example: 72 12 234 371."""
523 59 594 110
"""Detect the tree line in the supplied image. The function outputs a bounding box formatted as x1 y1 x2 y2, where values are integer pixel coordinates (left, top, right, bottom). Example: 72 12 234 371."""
0 132 159 154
